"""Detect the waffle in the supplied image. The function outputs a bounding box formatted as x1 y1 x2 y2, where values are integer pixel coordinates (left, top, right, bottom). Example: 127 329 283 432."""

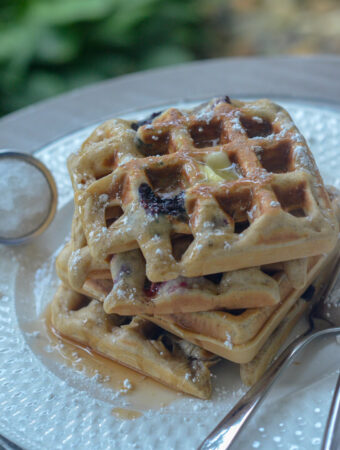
57 240 323 362
68 119 143 197
57 235 294 314
146 252 327 363
150 264 298 347
51 285 218 399
66 208 111 291
58 208 316 315
74 98 338 282
239 245 338 385
239 298 308 386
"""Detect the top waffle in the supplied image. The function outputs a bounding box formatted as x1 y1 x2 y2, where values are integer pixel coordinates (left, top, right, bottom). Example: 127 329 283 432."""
72 97 338 282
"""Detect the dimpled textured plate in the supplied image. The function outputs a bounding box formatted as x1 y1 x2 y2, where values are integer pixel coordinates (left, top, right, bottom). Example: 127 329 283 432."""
0 99 340 450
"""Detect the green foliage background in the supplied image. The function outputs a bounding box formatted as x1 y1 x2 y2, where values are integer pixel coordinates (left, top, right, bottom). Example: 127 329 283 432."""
2 0 340 117
0 0 213 116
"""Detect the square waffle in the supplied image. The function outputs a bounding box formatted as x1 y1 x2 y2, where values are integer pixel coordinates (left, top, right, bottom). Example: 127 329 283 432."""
57 240 285 315
143 252 326 363
239 298 308 386
56 238 323 363
59 207 312 315
73 98 338 282
239 246 337 386
68 119 143 196
148 201 339 364
51 285 218 399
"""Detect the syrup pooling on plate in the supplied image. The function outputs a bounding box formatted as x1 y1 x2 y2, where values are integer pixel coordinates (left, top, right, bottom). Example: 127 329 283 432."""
23 305 181 412
111 408 143 420
49 285 216 399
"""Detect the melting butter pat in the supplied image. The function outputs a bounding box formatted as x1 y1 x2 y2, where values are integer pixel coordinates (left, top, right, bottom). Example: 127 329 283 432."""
200 151 238 182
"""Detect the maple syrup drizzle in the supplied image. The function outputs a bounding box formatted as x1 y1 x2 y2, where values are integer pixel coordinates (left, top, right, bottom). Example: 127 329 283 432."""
111 408 143 420
22 306 182 416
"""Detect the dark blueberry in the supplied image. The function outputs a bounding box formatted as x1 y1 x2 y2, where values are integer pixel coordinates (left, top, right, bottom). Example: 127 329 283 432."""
204 273 223 285
224 96 231 104
130 110 163 131
301 285 316 301
144 279 162 298
138 183 187 219
138 183 162 215
161 192 186 216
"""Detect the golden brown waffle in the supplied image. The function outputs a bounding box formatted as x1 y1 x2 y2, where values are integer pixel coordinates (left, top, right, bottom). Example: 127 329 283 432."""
239 245 338 386
152 261 296 347
146 252 327 363
239 298 308 386
57 241 322 359
75 98 338 282
66 208 111 291
59 203 315 315
154 242 333 357
58 186 339 318
51 285 218 399
57 239 286 314
68 119 143 196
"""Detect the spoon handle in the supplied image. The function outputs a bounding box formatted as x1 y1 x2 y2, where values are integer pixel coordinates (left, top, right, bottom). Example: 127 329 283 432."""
321 370 340 450
198 328 340 450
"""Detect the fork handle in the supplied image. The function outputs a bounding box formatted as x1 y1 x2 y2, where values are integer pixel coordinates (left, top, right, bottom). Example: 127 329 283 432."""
198 327 340 450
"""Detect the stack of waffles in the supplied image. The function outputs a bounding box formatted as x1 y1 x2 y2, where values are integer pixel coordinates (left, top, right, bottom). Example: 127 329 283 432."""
51 97 339 399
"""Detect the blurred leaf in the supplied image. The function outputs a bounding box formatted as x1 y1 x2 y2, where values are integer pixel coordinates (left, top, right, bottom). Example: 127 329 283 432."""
63 68 107 91
86 52 133 76
0 24 38 62
142 45 194 69
93 0 159 46
35 28 80 64
0 70 66 112
25 70 66 100
26 0 117 26
0 0 209 116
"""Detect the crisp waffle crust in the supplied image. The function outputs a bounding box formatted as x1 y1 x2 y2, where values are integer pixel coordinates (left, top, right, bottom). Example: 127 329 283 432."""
70 98 337 282
51 285 217 399
146 252 327 363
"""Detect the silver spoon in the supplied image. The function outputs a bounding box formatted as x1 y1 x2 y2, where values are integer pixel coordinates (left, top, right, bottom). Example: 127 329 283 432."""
199 254 340 450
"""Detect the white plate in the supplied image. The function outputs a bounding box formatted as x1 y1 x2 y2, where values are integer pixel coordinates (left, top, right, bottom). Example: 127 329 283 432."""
0 99 340 450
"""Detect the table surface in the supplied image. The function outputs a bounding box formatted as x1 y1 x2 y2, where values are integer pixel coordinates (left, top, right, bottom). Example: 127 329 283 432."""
0 54 339 152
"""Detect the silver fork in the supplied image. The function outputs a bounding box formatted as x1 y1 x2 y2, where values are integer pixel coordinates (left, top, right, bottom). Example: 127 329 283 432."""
199 255 340 450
